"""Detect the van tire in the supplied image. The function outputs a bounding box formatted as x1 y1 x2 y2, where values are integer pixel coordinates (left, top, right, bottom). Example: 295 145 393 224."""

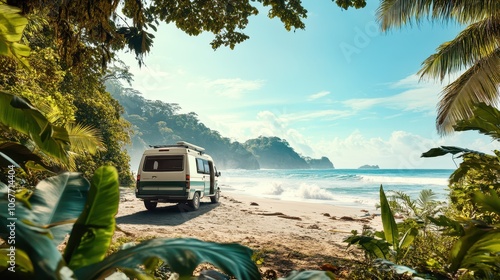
144 200 157 211
188 192 200 211
210 190 220 203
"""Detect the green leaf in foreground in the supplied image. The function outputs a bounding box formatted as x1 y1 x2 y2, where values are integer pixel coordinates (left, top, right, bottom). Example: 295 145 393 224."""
380 185 398 250
0 183 65 279
29 172 89 245
74 238 261 280
63 166 119 269
421 146 478 158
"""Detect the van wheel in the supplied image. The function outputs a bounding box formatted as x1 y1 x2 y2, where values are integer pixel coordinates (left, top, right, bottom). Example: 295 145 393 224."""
144 200 157 211
188 192 200 211
210 190 220 203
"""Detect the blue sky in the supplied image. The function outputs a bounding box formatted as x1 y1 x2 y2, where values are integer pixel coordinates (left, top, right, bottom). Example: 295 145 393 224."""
118 1 499 169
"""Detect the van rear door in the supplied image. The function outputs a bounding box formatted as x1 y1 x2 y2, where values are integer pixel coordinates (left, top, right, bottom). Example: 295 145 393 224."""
139 155 186 197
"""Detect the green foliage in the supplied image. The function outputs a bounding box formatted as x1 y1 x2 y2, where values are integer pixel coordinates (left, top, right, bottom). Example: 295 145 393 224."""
345 186 420 269
75 238 261 280
454 102 500 140
63 166 119 269
0 142 52 172
380 185 400 251
422 103 500 222
421 103 500 277
0 3 30 67
244 136 311 169
335 0 367 10
0 91 71 166
386 189 445 228
0 172 89 278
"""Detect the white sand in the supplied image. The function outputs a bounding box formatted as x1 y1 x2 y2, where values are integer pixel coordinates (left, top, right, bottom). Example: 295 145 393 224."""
115 187 382 275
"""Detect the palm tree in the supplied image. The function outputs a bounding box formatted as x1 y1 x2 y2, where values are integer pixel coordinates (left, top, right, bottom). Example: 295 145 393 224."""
377 1 500 135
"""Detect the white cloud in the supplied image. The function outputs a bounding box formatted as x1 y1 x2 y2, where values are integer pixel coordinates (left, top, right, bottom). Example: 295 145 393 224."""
317 130 500 169
308 90 330 101
205 78 264 98
342 74 443 113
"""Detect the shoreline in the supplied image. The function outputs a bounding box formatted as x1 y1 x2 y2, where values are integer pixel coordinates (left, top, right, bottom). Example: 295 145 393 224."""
116 187 383 275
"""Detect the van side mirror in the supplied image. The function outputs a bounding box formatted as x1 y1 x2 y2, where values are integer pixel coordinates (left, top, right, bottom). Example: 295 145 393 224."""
216 172 221 177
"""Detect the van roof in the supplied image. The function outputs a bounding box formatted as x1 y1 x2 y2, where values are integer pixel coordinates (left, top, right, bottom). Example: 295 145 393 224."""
149 141 205 153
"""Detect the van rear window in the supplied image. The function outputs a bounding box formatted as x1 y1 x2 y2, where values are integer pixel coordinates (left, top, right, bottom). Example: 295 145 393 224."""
143 156 184 171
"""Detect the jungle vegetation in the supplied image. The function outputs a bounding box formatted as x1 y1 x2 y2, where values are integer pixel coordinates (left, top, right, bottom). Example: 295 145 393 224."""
0 0 499 279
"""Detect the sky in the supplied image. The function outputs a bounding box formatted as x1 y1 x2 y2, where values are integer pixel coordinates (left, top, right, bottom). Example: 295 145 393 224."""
118 1 499 169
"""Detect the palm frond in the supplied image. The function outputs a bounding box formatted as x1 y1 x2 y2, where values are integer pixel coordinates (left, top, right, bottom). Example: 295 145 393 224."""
377 0 500 31
419 17 500 81
65 124 106 155
436 48 500 135
417 189 436 208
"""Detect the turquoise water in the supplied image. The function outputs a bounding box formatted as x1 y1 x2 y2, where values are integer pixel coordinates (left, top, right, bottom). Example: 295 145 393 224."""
218 169 454 209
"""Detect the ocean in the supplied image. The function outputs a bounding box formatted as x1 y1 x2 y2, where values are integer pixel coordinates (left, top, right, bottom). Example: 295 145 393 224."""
218 169 454 210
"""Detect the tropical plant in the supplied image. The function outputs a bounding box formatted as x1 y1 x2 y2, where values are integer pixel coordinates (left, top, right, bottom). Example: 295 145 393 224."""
429 190 500 278
0 163 333 279
377 1 500 135
384 189 445 229
422 103 500 223
0 3 30 67
0 91 104 175
421 103 500 278
345 185 420 276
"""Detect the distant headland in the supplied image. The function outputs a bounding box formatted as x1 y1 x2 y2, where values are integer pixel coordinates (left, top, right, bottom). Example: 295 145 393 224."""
358 164 380 169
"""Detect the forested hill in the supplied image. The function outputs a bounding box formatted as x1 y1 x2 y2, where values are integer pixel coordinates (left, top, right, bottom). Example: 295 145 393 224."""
106 81 334 170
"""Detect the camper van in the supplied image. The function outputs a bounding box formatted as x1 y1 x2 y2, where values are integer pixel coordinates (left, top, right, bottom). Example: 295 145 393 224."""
135 141 221 211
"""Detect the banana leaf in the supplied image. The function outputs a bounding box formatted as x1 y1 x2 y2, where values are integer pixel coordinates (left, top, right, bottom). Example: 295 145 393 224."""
279 270 334 279
63 166 119 269
0 183 66 279
344 235 390 259
421 146 479 158
29 172 89 245
450 226 500 273
474 190 500 216
0 92 70 165
74 238 261 280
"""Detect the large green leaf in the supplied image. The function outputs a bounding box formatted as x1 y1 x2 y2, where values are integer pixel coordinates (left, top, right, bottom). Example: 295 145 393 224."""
0 248 34 277
74 238 261 280
459 230 500 272
0 3 30 67
454 103 500 141
344 235 390 259
0 183 66 279
63 166 119 269
29 172 89 245
474 190 500 216
421 146 479 158
0 91 70 165
428 215 464 236
0 142 53 171
450 226 491 272
399 227 418 249
279 270 334 279
380 185 399 250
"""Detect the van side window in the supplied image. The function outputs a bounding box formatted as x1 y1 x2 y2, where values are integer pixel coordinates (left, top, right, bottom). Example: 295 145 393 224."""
196 158 211 174
196 158 205 173
143 156 183 171
203 161 210 174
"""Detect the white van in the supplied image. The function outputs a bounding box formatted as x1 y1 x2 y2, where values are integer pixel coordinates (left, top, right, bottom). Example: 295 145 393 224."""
135 141 221 211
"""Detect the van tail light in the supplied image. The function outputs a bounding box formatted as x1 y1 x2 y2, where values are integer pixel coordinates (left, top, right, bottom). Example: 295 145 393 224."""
136 174 140 182
186 174 190 189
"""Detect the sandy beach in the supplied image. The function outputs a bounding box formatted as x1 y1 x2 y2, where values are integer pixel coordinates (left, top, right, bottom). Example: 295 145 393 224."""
115 187 383 277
